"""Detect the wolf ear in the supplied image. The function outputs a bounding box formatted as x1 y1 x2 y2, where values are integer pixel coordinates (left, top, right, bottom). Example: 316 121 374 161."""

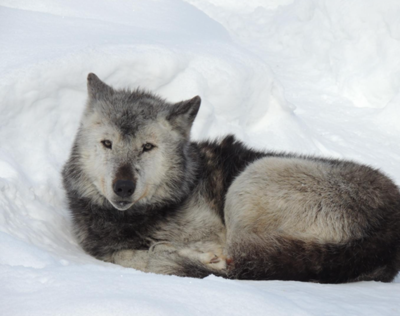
167 96 201 136
87 73 114 100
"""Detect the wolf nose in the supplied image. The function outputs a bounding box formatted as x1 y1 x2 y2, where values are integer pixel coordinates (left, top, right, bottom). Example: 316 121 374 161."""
113 180 135 198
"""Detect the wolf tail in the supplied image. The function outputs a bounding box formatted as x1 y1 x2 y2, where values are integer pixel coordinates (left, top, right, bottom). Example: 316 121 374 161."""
226 232 400 283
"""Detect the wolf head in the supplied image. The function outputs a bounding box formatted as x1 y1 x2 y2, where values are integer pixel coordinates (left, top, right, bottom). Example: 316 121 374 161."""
65 73 200 211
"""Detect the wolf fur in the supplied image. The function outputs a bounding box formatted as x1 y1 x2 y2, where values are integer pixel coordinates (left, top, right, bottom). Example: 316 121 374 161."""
62 73 400 283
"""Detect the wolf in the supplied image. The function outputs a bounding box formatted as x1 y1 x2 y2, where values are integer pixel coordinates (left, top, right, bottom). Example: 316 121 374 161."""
62 73 400 283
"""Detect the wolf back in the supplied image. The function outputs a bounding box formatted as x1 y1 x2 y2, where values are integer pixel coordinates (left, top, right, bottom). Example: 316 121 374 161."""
62 73 400 283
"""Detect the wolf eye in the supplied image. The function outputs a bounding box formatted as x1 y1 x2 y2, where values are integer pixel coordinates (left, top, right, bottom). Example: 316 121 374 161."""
143 143 155 152
101 140 112 149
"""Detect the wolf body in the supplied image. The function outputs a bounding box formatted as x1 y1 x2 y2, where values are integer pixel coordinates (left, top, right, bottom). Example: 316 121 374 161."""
62 73 400 283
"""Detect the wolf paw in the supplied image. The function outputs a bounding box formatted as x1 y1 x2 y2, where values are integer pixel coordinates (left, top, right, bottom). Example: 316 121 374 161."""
210 255 220 264
177 248 226 270
201 252 227 270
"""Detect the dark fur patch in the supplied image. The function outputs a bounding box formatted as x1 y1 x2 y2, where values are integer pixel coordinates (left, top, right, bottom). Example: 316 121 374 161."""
195 135 268 221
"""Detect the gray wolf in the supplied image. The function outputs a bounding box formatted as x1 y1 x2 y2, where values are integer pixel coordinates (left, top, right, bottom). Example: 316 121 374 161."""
62 73 400 283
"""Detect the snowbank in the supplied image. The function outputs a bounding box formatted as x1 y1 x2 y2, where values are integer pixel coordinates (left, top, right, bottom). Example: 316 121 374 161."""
1 0 400 315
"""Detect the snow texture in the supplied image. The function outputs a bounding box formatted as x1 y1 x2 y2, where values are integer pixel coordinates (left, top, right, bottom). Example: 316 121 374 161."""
1 0 400 315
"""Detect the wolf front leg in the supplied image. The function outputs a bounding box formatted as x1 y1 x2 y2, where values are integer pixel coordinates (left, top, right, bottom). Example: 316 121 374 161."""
110 244 228 278
111 249 150 272
146 243 228 278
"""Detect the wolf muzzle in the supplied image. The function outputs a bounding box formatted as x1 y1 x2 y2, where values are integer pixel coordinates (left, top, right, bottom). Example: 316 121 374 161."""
113 180 136 198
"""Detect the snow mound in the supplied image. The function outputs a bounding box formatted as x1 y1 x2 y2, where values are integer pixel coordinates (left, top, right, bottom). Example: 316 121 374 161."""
187 0 400 109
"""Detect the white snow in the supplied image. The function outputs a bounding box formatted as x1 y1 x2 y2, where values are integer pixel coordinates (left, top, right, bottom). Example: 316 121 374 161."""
1 0 400 315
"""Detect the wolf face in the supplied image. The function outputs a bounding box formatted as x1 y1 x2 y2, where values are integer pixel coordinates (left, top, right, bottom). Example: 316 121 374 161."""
73 73 200 211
